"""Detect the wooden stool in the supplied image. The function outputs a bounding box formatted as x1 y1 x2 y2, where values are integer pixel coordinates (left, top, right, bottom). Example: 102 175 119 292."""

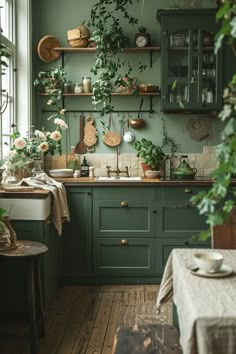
0 240 48 354
112 324 182 354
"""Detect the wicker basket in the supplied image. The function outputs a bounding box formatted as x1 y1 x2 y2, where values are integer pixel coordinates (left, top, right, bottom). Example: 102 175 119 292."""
67 27 90 48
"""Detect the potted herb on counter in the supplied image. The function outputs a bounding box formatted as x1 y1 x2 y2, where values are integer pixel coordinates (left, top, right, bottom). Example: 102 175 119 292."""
134 138 165 176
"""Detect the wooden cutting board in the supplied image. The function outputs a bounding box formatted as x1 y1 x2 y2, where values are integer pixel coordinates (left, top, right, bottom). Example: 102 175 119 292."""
37 35 61 63
83 116 97 147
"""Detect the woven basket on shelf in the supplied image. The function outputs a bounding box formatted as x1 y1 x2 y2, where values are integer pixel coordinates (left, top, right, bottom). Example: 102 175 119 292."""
67 22 90 48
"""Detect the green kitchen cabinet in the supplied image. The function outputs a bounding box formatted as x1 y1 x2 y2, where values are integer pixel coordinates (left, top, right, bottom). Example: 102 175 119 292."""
62 187 92 283
92 187 156 276
155 186 209 274
156 186 208 238
157 9 223 113
156 237 210 275
94 238 156 276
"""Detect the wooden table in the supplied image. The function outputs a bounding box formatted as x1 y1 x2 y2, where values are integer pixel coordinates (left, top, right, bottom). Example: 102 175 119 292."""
157 249 236 354
0 240 48 354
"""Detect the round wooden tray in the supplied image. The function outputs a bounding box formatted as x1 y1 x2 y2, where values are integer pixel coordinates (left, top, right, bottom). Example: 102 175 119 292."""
37 35 61 62
103 131 121 147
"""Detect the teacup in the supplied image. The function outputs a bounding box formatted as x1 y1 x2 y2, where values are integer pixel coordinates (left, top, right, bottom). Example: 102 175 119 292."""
194 251 223 273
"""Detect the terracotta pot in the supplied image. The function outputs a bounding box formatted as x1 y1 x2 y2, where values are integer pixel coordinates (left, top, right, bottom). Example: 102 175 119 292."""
141 161 165 177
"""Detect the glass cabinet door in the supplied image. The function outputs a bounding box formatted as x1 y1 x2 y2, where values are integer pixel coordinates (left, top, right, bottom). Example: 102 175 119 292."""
158 10 223 113
166 28 218 110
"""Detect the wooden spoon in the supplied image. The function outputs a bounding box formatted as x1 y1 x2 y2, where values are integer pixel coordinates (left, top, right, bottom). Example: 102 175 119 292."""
75 114 87 154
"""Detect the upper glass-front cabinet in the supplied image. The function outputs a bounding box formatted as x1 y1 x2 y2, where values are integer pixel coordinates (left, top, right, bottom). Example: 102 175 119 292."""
157 9 222 113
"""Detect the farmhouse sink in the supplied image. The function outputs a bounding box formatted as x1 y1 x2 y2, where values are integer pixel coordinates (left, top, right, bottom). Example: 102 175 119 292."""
0 196 51 220
96 176 142 182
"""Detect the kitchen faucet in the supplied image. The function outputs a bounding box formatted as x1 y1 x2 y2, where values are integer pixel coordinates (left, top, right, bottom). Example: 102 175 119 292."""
106 146 129 177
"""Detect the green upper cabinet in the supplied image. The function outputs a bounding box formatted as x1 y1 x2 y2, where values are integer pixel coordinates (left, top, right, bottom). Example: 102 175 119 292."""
157 9 222 113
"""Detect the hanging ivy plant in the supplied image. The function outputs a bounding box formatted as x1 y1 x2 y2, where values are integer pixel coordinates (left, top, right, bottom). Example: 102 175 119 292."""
191 0 236 240
88 0 146 116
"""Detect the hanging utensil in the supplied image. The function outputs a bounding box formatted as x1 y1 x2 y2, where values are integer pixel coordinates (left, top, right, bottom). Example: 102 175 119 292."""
75 114 87 154
103 114 121 147
123 117 135 143
83 115 97 153
130 98 145 129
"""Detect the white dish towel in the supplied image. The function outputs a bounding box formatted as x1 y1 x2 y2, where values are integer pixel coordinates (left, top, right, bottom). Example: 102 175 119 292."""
21 173 70 236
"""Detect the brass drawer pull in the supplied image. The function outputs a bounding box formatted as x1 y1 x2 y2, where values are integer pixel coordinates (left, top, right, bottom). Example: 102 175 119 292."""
121 201 128 207
184 188 192 193
121 239 128 245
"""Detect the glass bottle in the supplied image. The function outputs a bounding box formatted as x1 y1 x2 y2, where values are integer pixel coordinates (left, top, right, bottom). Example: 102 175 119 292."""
80 156 89 177
67 146 80 172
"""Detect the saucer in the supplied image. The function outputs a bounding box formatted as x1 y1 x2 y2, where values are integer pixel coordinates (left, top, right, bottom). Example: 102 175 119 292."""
190 264 233 278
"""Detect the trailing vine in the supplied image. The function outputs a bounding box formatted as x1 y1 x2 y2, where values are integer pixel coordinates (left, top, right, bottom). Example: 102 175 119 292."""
191 0 236 240
89 0 146 116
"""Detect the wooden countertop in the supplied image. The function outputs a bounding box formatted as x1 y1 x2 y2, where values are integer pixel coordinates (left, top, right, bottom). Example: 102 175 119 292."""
0 189 50 199
57 176 235 187
0 177 235 198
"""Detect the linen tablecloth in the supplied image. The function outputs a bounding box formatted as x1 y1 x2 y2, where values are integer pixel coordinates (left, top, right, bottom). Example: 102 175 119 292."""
156 248 236 354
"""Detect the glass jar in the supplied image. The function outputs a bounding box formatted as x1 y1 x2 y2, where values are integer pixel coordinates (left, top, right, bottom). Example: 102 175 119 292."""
64 80 73 93
82 76 92 93
74 83 83 94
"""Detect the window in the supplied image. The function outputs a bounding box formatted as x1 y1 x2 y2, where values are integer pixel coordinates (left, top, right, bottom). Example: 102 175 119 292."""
0 0 15 159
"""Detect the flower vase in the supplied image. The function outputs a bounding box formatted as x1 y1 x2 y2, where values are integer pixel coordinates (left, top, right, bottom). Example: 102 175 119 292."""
32 159 44 177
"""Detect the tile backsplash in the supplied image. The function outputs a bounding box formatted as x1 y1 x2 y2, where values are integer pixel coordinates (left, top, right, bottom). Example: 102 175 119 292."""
50 145 217 178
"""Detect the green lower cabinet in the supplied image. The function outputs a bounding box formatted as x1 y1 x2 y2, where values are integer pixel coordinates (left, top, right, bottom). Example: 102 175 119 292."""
93 238 156 276
156 201 207 238
11 220 62 308
156 237 210 275
62 187 92 283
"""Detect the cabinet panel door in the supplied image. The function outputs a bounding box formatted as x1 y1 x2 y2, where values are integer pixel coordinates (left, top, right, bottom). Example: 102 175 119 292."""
156 201 207 238
63 187 92 275
156 237 210 275
93 187 156 201
93 238 156 275
93 200 156 238
160 186 207 201
158 9 222 112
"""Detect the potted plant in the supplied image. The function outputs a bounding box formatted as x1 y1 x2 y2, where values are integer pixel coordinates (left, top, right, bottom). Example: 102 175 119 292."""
134 138 165 176
33 66 67 95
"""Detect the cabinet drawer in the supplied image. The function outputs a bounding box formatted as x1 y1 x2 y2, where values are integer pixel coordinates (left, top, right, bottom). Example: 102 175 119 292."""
156 237 210 275
93 200 156 238
159 186 208 201
93 187 155 201
93 238 156 275
156 201 207 238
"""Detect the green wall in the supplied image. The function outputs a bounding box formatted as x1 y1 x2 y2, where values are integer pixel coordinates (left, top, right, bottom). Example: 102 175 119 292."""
32 0 225 155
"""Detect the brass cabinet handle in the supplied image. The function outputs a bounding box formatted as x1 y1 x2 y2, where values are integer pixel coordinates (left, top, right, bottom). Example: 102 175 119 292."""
184 188 192 193
121 201 128 207
121 239 128 245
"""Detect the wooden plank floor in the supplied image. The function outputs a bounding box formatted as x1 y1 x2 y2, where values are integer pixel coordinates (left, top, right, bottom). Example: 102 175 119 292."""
0 284 160 354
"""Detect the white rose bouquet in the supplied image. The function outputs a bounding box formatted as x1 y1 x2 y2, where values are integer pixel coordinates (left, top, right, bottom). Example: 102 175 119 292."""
11 117 68 160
